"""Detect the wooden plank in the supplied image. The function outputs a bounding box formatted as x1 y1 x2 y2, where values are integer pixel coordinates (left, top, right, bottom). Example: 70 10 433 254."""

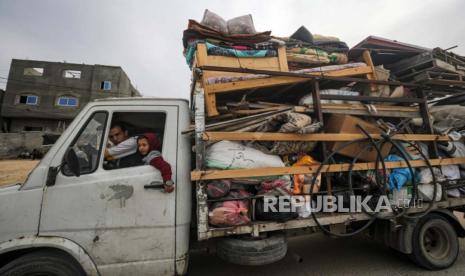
205 66 373 94
296 103 419 112
294 104 421 118
197 48 282 70
191 157 465 181
202 132 450 142
195 45 219 116
198 43 285 93
362 50 378 93
277 46 289 72
230 106 283 115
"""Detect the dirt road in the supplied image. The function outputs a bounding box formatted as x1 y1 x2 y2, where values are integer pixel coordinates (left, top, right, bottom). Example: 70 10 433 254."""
0 160 40 186
189 232 465 276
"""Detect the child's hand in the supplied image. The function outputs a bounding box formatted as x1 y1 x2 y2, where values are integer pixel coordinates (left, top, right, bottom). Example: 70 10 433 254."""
164 180 175 193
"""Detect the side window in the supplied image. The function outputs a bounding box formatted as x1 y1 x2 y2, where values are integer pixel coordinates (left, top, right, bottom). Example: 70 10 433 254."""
104 112 166 170
101 81 112 91
63 70 81 79
57 96 79 107
63 112 108 176
24 67 44 76
16 95 39 105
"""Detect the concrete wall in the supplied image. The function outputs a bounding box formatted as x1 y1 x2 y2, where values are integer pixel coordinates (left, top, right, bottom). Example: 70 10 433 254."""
8 118 71 133
0 132 43 159
0 89 4 132
1 59 139 133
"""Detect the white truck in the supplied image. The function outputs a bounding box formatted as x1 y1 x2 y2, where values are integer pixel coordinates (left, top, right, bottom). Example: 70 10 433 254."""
1 96 465 276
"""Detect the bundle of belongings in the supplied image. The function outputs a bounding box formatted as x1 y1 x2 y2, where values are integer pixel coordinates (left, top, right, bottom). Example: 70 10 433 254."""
184 10 465 228
281 26 349 70
183 9 280 69
183 9 350 71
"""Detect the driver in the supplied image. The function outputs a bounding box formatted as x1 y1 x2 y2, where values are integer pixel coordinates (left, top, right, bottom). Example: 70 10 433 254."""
104 123 143 168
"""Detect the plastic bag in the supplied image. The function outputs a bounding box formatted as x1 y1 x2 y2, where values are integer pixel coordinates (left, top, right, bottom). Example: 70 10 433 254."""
418 184 442 202
430 105 465 132
299 89 360 105
259 179 292 196
297 195 313 218
206 140 285 170
255 197 298 222
292 155 321 195
206 180 231 199
209 190 250 227
385 155 414 191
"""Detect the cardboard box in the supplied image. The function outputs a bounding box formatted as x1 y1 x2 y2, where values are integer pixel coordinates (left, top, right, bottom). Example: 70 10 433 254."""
325 114 392 162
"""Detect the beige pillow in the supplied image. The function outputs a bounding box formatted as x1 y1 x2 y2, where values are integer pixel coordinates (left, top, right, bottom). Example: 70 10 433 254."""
200 9 228 33
227 14 257 35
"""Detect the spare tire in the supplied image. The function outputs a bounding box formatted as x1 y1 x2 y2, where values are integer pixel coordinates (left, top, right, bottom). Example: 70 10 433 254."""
216 233 287 266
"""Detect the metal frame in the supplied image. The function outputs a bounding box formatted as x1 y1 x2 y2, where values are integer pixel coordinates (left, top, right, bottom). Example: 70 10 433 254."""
193 65 461 240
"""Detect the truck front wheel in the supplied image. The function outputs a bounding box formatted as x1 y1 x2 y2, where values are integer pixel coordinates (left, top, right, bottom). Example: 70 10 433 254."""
0 249 85 276
409 214 459 270
216 233 287 266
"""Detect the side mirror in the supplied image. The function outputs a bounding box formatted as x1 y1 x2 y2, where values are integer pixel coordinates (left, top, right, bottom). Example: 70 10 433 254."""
64 148 81 177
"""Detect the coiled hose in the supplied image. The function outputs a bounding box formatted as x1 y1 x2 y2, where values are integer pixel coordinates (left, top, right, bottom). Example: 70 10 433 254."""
306 125 437 237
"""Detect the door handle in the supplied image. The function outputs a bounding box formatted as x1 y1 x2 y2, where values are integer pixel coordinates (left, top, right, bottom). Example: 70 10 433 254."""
144 182 164 189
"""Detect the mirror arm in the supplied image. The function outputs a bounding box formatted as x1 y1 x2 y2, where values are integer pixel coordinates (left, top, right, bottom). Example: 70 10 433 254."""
46 165 60 187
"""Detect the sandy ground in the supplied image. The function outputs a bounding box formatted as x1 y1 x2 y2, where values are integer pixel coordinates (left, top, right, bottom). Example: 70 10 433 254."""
0 160 40 186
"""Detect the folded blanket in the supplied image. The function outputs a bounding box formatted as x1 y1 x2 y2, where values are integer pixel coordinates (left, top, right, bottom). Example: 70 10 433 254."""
206 42 277 58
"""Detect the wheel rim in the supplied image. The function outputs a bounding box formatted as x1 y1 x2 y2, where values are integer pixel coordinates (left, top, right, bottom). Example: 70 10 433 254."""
422 225 451 260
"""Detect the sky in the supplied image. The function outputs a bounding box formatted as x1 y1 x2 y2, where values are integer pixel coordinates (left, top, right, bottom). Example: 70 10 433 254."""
1 0 464 99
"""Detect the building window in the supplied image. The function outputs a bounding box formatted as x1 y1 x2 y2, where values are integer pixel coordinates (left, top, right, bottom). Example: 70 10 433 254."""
18 95 38 105
57 96 79 107
24 68 44 76
63 70 81 79
24 126 43 131
101 81 111 91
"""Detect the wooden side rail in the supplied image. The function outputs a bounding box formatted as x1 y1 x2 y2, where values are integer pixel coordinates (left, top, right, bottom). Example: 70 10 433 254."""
194 43 378 117
191 157 465 181
201 132 451 142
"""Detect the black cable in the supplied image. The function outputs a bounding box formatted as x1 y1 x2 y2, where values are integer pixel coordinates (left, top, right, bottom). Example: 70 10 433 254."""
307 138 378 237
304 123 440 237
391 139 437 219
356 125 407 220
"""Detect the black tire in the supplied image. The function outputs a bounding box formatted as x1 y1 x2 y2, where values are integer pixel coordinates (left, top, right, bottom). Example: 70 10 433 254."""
409 214 459 270
216 233 287 266
0 249 85 276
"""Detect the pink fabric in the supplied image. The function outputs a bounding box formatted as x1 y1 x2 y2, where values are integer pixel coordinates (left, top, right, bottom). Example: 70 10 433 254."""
209 190 250 227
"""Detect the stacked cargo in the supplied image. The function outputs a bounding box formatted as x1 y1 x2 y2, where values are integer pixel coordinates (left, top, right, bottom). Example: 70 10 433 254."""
183 10 465 230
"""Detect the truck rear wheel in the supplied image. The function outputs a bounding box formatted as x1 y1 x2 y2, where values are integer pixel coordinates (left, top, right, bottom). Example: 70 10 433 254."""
216 233 287 266
0 249 85 276
409 214 459 270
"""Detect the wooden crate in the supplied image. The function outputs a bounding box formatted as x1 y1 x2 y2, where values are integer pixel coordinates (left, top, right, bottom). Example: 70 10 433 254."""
194 43 378 116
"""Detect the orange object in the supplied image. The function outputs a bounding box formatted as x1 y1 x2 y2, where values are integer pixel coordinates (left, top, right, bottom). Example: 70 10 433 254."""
292 155 320 195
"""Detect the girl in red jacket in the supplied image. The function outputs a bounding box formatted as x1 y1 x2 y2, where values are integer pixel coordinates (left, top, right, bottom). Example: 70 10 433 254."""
137 133 174 193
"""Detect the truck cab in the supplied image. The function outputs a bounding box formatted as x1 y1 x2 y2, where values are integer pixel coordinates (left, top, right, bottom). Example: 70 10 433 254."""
0 98 192 276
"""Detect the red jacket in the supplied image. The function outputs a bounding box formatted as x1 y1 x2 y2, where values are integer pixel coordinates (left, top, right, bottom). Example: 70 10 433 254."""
139 133 172 182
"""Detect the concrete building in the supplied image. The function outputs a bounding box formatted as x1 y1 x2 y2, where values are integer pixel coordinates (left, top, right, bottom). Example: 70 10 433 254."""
1 59 141 133
0 89 4 132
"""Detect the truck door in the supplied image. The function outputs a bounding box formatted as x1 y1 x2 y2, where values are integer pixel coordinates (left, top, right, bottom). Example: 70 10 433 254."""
39 106 179 275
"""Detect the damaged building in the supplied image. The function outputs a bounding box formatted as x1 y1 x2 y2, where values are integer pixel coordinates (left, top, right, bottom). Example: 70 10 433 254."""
0 59 141 133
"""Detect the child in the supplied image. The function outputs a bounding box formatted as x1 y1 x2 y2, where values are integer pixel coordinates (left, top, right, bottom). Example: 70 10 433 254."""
137 133 174 193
